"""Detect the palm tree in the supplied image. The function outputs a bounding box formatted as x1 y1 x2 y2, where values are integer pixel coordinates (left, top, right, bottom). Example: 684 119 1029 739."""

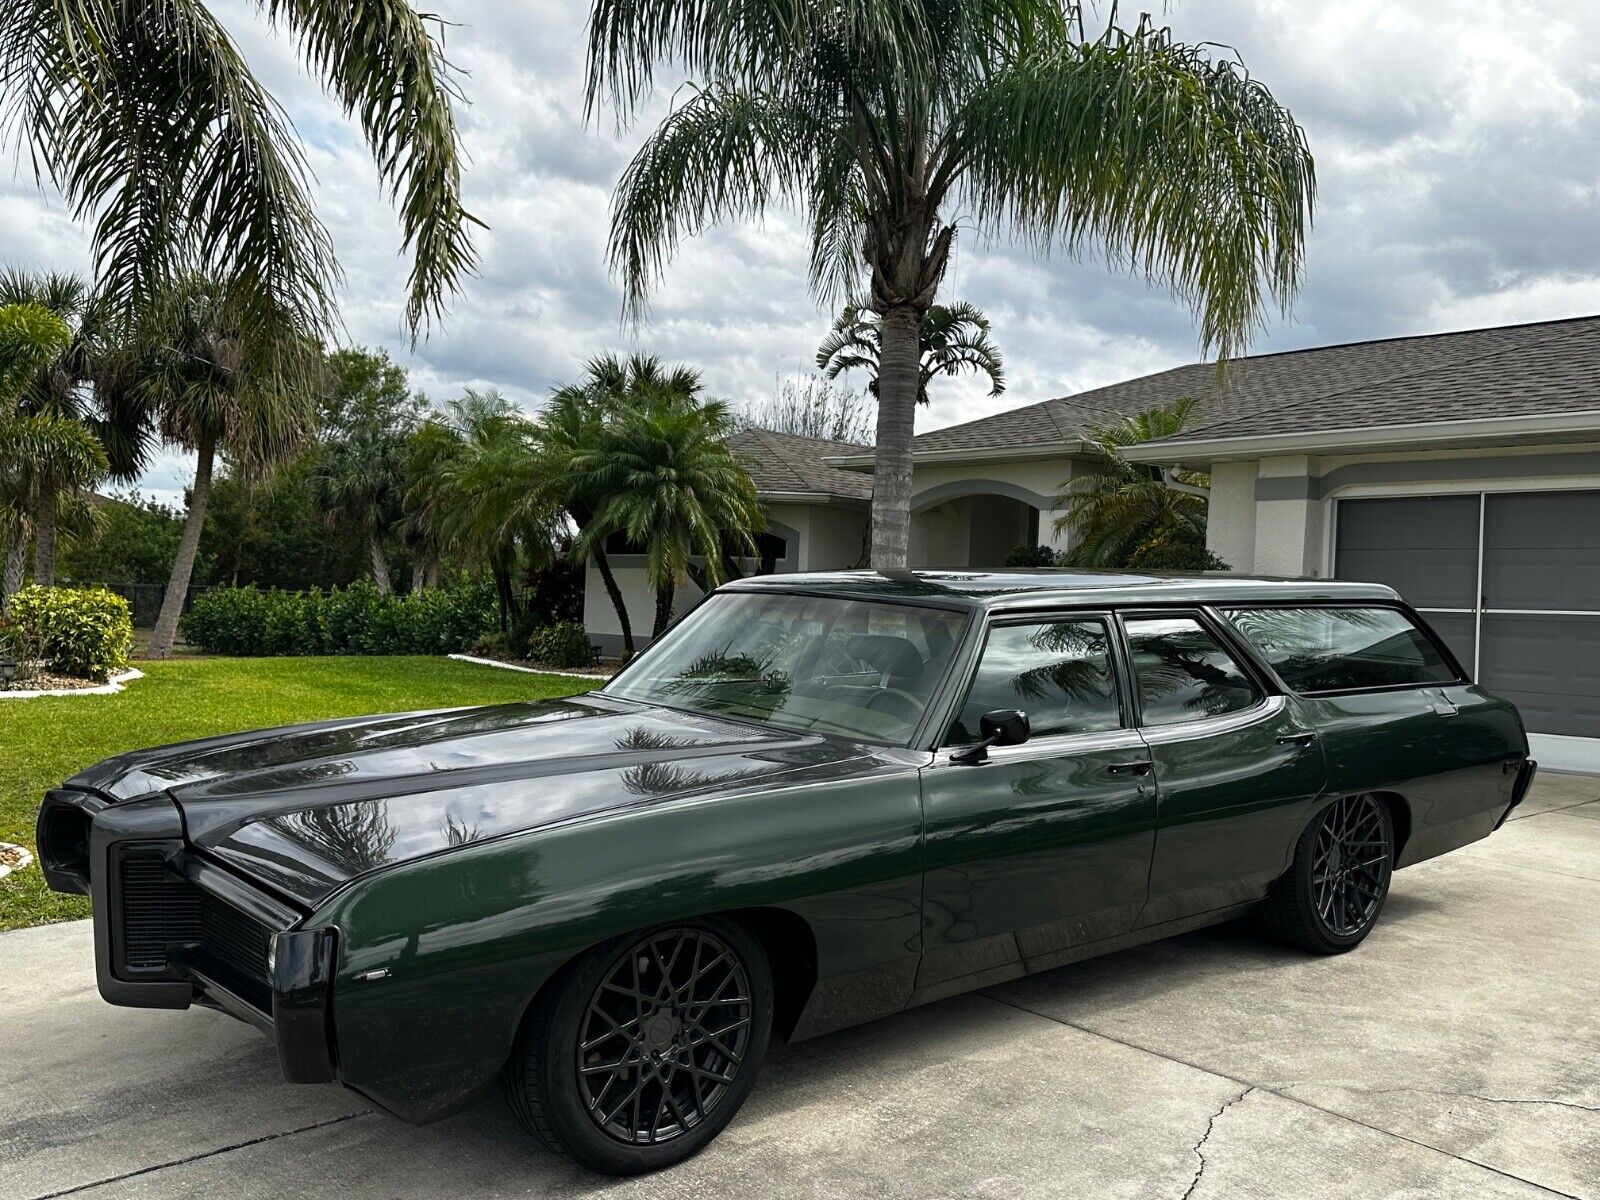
538 353 704 656
1053 398 1225 571
0 0 477 338
589 1 1314 567
571 391 763 637
132 276 320 658
817 301 1005 407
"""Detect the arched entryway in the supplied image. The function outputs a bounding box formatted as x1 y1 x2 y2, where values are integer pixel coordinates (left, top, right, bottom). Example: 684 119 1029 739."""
908 479 1059 569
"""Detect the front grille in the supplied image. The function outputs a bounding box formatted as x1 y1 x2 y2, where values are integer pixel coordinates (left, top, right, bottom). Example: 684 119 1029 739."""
116 849 275 1008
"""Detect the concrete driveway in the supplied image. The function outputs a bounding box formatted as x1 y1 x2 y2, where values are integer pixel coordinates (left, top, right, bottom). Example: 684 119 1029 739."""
4 775 1598 1200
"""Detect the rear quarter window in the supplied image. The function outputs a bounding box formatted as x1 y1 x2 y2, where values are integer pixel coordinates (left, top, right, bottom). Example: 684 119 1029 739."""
1224 606 1460 693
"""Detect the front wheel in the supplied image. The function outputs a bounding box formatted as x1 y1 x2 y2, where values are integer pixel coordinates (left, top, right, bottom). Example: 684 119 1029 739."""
1261 794 1394 953
505 918 774 1175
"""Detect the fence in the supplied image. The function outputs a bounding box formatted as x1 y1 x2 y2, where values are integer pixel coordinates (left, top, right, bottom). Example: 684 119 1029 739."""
64 581 211 629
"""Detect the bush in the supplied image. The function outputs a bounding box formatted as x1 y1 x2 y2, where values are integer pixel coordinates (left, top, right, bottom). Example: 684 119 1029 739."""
181 581 496 657
1003 544 1061 568
1 585 132 681
520 621 599 669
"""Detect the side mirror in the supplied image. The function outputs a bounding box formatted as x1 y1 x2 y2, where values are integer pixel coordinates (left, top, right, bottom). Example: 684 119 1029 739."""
950 709 1031 764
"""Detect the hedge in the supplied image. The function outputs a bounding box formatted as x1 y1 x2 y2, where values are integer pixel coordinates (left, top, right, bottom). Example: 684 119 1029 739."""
181 581 498 657
2 585 133 681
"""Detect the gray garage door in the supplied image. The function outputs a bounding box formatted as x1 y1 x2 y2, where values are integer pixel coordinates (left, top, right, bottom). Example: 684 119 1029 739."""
1335 491 1600 740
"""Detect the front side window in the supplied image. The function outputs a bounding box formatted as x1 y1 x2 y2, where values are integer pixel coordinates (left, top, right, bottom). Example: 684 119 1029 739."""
1224 606 1460 693
1124 615 1261 726
604 592 966 745
947 619 1123 744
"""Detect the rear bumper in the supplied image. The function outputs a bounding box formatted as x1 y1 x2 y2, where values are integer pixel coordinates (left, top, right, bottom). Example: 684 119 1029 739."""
1495 758 1539 831
37 788 340 1084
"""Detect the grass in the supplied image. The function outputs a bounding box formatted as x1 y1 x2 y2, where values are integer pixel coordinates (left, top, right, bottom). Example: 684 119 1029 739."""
0 656 599 932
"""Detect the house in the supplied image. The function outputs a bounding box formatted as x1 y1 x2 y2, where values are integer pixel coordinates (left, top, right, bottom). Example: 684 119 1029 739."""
586 315 1600 772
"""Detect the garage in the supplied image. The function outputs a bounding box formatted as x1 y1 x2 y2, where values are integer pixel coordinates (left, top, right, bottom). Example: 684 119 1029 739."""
1334 490 1600 769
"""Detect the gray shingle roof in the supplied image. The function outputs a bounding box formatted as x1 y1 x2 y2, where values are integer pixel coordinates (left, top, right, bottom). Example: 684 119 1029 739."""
911 314 1600 454
728 428 874 502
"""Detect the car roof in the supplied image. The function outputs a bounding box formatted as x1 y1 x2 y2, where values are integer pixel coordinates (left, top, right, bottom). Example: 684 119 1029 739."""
722 569 1401 611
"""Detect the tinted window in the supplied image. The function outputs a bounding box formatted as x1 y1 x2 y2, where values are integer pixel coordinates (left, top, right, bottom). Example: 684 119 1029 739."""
947 620 1122 744
1224 606 1459 692
1124 616 1260 726
605 592 966 745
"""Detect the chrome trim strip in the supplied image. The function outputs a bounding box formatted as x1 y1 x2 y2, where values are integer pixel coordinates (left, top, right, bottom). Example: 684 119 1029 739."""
1138 694 1287 746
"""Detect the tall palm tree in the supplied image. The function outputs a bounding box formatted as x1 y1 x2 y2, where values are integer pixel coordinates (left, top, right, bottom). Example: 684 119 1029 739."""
817 301 1005 406
133 276 320 658
308 426 407 594
0 0 477 337
589 1 1314 567
571 392 762 637
1053 397 1224 571
538 353 704 656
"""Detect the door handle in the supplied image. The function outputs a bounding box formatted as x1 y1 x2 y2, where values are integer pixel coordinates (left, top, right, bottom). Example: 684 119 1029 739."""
1276 732 1318 748
1107 760 1153 776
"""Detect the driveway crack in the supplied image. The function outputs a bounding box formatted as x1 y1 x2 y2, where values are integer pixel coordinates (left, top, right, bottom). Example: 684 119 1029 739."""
1180 1086 1254 1200
27 1112 370 1200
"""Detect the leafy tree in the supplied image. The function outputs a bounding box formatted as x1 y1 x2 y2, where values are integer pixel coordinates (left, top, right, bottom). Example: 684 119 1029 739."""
817 301 1005 407
124 276 320 658
740 375 874 445
0 0 477 336
590 1 1314 567
570 389 763 637
1053 398 1227 572
58 492 193 587
202 461 369 590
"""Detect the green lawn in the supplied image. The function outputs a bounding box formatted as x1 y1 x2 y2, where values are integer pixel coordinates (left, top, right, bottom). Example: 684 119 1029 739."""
0 656 599 932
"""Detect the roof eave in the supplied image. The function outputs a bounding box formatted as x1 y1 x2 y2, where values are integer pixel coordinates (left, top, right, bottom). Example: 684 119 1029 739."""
825 441 1090 471
1122 410 1600 467
757 490 870 508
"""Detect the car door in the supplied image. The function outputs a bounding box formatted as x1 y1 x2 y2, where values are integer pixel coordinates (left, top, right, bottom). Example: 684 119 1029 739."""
1119 609 1329 928
916 612 1159 1001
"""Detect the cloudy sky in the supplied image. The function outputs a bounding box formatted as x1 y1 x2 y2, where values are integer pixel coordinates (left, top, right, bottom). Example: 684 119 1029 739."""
5 1 1599 502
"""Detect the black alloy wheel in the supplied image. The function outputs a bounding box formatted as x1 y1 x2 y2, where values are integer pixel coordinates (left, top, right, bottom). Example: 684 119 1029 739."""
1261 793 1394 954
505 917 773 1175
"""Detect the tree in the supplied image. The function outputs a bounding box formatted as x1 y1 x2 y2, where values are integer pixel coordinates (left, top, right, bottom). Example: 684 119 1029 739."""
817 301 1005 407
1052 397 1227 571
0 0 478 338
59 492 190 587
539 353 705 656
740 375 874 445
570 389 763 637
131 276 320 658
307 348 425 594
590 1 1314 567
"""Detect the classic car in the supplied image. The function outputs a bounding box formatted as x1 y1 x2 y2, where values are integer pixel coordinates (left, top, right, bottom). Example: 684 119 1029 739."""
37 570 1537 1174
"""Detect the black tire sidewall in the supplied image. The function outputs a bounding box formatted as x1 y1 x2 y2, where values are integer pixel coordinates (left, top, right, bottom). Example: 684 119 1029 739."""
1299 796 1394 951
528 917 774 1176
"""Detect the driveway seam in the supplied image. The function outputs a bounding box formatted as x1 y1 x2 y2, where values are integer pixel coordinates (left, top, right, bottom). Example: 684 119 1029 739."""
982 993 1584 1200
23 1112 370 1200
1509 798 1600 822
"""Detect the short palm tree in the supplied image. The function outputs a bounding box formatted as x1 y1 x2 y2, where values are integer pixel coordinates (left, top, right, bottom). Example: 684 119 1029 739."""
1053 398 1225 571
590 0 1314 567
0 0 477 335
308 427 408 595
130 276 320 658
571 393 762 637
817 301 1005 406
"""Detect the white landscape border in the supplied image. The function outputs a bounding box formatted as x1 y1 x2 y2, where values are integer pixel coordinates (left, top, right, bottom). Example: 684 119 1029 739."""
0 842 32 881
447 653 609 681
0 667 144 701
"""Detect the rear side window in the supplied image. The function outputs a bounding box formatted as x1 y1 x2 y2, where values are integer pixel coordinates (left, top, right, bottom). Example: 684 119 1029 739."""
947 619 1123 744
1224 606 1459 693
1123 615 1261 726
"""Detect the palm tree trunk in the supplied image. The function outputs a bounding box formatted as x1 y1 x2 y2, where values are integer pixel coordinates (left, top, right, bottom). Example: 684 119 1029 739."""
2 532 26 609
593 546 635 658
368 531 392 595
870 308 922 568
32 486 57 587
147 432 215 660
652 579 676 639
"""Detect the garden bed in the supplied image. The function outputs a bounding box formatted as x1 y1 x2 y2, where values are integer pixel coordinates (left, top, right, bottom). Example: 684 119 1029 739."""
0 667 144 700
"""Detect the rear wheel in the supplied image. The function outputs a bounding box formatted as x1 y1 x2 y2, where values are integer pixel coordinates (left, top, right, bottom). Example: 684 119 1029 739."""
1261 794 1394 953
505 918 773 1175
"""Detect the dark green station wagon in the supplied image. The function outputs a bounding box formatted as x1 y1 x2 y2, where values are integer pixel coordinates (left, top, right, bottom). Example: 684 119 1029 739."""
38 570 1537 1174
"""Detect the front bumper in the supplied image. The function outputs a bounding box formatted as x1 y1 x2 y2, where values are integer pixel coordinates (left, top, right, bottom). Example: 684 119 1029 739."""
37 788 340 1084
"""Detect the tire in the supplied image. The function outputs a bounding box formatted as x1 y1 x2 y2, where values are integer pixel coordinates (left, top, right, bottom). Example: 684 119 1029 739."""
504 917 774 1175
1261 794 1394 954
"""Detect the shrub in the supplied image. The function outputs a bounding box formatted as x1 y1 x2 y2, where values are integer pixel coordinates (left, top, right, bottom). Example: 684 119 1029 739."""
181 581 496 657
1 585 132 681
521 620 600 670
1003 544 1060 568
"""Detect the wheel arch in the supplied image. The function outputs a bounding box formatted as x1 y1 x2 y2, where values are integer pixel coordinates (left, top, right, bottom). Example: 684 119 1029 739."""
1370 790 1413 864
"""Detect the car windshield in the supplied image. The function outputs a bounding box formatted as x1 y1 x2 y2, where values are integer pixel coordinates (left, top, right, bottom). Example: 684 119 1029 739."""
604 591 968 745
